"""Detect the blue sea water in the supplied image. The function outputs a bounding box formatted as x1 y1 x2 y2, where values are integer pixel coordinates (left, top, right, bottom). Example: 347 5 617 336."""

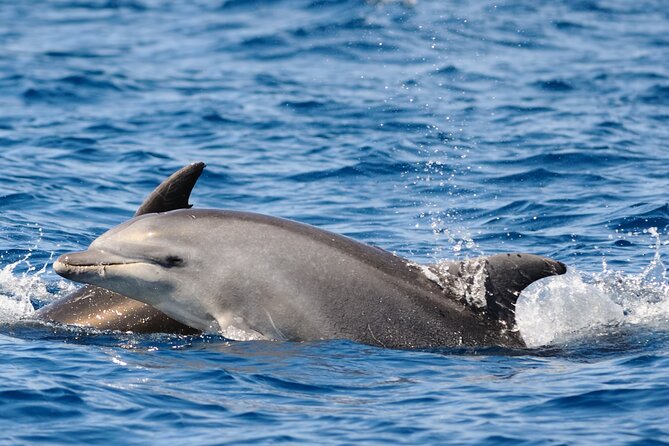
1 0 669 444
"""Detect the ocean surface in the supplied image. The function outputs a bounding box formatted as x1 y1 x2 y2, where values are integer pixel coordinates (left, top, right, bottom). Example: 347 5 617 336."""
1 0 669 444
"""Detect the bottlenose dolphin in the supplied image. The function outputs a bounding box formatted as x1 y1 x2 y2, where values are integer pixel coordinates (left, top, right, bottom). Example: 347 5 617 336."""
35 163 206 334
53 207 566 348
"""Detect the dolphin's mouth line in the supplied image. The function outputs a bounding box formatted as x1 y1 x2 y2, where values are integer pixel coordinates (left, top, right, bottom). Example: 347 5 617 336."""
53 259 147 277
57 261 143 268
66 262 141 267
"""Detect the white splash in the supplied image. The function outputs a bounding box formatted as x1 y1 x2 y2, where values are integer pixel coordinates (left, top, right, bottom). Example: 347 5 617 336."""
0 252 76 323
516 268 625 347
517 227 669 347
0 255 39 322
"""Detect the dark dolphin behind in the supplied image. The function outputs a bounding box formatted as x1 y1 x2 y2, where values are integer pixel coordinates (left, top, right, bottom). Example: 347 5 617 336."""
35 163 205 334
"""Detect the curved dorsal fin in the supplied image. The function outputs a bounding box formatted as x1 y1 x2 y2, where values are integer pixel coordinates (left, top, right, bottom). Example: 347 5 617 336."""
482 253 566 328
134 162 206 216
428 253 566 328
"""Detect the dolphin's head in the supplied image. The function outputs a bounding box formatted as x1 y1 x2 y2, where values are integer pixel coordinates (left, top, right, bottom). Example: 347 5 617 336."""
53 211 219 330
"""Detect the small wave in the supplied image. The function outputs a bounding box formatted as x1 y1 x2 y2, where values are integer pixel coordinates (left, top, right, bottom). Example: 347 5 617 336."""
21 87 85 103
637 84 669 106
288 160 410 181
61 0 147 11
489 168 607 186
36 136 98 149
84 123 131 134
569 0 615 14
493 105 554 114
525 387 666 414
280 100 328 111
22 72 135 104
553 20 588 30
0 387 85 421
219 0 284 11
201 111 237 124
432 66 500 83
434 65 459 75
607 203 669 232
43 50 116 59
493 151 641 169
59 74 122 91
532 79 575 92
0 136 20 145
378 121 432 132
117 150 171 163
0 193 36 210
290 17 381 39
240 35 289 49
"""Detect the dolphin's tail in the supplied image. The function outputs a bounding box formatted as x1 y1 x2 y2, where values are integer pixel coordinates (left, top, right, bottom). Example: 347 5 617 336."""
427 253 566 330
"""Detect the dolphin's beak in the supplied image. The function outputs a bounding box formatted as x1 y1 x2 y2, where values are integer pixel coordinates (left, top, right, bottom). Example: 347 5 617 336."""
53 249 140 281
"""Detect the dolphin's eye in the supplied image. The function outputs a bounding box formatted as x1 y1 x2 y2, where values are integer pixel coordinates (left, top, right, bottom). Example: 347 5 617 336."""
162 255 184 268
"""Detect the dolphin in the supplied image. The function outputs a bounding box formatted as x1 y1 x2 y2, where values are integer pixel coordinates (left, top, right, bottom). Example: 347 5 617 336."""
53 207 566 348
35 163 206 334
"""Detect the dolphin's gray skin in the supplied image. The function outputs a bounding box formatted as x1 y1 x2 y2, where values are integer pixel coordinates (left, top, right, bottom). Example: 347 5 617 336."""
35 163 206 334
53 208 566 348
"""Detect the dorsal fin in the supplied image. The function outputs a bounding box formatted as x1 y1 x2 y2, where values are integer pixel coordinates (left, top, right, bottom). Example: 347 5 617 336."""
482 253 566 328
134 162 206 216
428 253 566 328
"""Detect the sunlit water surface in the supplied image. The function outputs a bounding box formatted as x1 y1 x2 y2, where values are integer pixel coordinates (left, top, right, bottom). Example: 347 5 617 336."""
1 0 669 444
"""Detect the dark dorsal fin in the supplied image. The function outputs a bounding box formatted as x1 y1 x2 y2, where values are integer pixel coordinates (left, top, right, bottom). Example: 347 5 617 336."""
428 253 566 329
134 162 206 216
482 253 566 328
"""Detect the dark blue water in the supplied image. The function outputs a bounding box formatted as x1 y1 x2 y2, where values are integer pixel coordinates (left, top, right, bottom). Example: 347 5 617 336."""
1 0 669 444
